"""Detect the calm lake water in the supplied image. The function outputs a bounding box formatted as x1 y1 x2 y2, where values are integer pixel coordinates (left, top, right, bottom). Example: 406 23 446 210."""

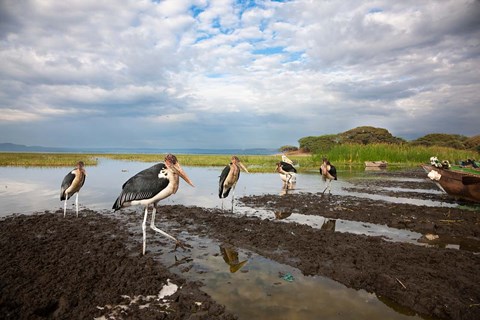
0 158 464 320
0 158 451 216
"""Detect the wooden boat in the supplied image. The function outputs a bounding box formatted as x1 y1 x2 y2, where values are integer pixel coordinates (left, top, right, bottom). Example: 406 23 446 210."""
422 165 480 203
365 161 388 168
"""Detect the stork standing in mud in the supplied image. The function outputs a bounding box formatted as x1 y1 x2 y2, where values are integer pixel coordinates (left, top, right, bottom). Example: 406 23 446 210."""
219 156 249 212
320 157 337 194
60 161 87 217
112 154 195 255
276 155 297 189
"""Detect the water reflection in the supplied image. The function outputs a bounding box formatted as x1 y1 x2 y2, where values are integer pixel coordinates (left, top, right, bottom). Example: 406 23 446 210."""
321 219 336 232
151 233 423 320
418 234 480 253
219 244 248 273
274 210 292 220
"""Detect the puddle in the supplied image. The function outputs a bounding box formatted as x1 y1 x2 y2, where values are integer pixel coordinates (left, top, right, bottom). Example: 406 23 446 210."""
239 206 422 244
148 228 424 320
340 191 457 207
236 206 480 253
379 186 444 194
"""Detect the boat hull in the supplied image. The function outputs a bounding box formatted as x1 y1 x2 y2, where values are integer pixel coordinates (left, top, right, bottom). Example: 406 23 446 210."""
422 165 480 203
365 161 387 168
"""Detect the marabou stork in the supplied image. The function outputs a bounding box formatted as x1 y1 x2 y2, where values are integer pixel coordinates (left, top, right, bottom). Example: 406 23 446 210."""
112 154 194 255
276 155 297 189
60 161 86 217
219 156 249 211
320 157 337 194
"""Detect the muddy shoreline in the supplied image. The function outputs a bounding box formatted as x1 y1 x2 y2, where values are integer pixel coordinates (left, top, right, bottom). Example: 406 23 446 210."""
1 168 479 319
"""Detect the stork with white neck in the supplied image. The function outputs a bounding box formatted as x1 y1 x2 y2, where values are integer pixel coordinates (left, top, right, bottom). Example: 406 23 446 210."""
112 154 194 255
219 156 249 212
60 161 86 217
320 157 337 194
277 155 297 189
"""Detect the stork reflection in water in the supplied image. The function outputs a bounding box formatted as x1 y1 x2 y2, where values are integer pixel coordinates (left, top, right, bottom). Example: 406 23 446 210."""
219 156 249 212
220 244 248 273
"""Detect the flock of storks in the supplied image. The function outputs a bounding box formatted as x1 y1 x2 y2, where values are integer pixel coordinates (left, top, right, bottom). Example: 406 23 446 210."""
60 154 337 254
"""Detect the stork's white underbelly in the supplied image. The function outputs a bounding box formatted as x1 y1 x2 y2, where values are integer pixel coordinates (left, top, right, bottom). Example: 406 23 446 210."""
129 178 178 207
279 172 296 183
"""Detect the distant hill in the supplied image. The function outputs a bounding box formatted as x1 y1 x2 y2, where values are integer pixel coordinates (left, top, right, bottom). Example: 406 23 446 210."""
0 143 67 152
409 133 476 150
296 127 479 153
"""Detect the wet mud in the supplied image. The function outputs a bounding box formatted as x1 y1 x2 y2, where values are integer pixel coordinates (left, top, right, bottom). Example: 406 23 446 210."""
1 168 480 320
0 212 236 320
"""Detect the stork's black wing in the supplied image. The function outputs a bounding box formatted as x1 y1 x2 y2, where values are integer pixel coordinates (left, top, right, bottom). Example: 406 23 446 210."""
112 163 169 210
219 165 230 198
60 170 75 200
280 161 297 173
330 165 338 180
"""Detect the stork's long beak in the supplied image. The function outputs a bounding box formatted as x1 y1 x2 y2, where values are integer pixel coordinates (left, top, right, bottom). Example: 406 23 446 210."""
172 162 195 187
239 162 249 173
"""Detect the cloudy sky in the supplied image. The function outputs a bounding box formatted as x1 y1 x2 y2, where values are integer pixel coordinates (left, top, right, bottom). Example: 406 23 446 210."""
1 0 479 149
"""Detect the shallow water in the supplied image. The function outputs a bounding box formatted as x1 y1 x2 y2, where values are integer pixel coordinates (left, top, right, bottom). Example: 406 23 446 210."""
0 158 454 215
150 232 423 320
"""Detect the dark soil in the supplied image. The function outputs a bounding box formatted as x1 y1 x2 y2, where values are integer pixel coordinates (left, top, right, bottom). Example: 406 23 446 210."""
1 168 479 320
0 211 236 320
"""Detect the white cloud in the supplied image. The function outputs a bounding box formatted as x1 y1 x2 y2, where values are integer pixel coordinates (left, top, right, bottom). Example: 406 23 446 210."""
148 112 197 124
0 0 479 148
0 109 43 122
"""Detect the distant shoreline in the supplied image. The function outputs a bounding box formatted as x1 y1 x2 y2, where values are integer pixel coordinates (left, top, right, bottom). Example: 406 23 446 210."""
0 143 279 156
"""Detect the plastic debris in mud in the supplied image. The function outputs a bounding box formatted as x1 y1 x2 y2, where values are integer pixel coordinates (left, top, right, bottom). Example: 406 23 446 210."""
279 272 295 282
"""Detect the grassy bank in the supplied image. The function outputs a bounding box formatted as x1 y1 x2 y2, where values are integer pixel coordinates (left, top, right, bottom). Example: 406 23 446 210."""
1 144 478 172
0 153 298 172
0 153 99 167
312 143 479 166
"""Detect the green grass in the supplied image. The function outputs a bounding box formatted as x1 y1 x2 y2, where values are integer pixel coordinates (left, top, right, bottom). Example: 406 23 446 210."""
314 143 479 166
99 154 314 173
0 153 98 167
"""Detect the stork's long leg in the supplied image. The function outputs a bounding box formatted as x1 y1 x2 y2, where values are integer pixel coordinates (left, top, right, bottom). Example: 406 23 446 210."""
287 173 294 190
322 179 332 194
322 180 330 195
231 184 237 213
75 193 79 217
150 206 178 242
142 206 148 255
63 194 68 217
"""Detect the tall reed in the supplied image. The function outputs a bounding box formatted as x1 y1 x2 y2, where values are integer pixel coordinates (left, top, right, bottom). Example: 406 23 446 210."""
313 143 479 165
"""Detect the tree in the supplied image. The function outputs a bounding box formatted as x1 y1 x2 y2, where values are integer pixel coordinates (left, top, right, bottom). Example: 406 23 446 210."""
298 135 339 153
462 135 480 152
410 133 468 149
338 126 405 144
279 145 298 152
